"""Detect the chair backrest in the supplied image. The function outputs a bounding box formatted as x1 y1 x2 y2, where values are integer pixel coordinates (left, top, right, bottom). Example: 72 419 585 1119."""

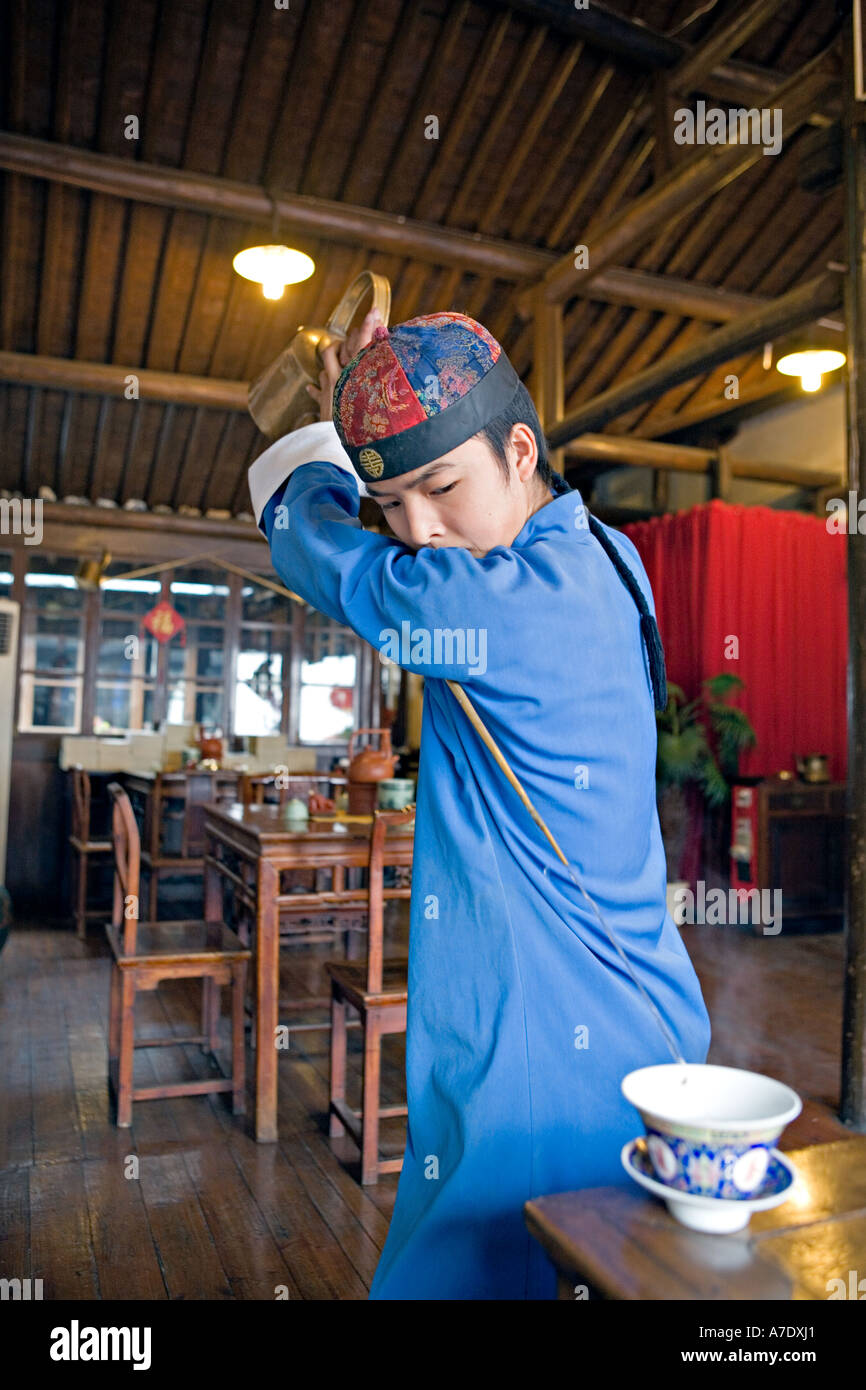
107 782 142 954
71 765 91 842
241 772 275 806
366 807 414 995
182 771 216 856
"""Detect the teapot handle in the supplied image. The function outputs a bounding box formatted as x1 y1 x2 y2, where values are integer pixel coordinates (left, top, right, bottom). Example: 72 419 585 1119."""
324 271 391 344
348 727 393 758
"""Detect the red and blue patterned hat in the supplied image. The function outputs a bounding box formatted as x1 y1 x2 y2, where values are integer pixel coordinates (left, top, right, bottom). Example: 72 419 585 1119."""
333 311 522 483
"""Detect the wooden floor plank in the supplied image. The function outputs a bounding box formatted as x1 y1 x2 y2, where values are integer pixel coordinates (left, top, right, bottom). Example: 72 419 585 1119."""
81 1158 167 1300
180 1142 304 1299
29 1161 100 1299
281 1133 384 1285
0 1168 31 1285
0 936 34 1169
136 1150 233 1300
228 1137 369 1299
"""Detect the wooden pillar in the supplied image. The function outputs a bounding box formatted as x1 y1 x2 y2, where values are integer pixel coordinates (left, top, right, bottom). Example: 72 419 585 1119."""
709 447 733 501
652 468 670 511
841 5 866 1131
287 603 305 745
533 294 565 475
223 571 242 741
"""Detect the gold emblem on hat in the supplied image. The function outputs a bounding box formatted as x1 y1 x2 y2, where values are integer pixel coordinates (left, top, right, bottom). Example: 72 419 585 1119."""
359 447 385 478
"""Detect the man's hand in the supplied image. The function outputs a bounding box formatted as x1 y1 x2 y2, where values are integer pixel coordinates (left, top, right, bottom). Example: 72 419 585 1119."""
306 305 384 423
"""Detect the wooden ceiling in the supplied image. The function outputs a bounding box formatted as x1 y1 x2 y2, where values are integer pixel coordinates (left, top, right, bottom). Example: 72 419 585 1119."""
0 0 845 518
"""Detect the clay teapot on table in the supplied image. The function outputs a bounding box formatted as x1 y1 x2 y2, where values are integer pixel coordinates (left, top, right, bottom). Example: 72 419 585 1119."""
347 728 399 784
197 726 223 763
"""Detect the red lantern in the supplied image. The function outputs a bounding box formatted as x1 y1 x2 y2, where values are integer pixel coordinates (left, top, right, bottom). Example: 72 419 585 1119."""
142 600 186 646
330 686 353 711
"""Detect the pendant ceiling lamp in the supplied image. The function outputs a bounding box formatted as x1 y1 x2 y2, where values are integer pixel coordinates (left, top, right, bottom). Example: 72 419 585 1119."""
233 194 315 300
775 347 846 393
233 244 315 300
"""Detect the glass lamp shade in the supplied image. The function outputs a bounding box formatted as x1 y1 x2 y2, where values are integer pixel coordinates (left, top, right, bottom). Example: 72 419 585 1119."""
776 348 846 393
232 245 315 300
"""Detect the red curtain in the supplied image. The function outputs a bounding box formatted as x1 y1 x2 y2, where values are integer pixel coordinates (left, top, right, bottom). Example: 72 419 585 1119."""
622 500 848 783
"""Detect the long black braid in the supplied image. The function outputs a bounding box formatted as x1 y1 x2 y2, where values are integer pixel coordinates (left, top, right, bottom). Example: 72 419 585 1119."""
584 510 668 712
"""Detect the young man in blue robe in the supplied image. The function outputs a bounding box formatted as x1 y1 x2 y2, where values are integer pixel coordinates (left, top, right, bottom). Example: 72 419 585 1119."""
248 308 711 1300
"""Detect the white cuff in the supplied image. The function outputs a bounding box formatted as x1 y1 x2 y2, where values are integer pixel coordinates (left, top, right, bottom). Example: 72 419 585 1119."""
248 420 369 527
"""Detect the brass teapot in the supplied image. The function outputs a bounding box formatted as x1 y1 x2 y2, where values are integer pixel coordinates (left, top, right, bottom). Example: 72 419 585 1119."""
796 753 830 783
248 270 391 440
347 728 399 783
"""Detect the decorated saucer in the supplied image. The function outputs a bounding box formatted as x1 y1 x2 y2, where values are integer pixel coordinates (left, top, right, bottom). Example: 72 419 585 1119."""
621 1139 797 1233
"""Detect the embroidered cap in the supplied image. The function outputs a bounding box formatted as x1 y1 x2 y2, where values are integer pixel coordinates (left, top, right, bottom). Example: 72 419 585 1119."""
333 311 522 482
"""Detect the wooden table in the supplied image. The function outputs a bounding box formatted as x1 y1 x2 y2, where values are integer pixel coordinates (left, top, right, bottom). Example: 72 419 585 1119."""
203 802 415 1143
524 1136 866 1299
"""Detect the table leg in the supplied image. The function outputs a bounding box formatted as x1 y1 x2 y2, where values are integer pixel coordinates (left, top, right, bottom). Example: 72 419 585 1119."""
255 859 280 1143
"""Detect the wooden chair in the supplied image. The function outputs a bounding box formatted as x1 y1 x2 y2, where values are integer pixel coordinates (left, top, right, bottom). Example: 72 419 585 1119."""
326 807 413 1185
106 782 250 1128
70 767 113 940
138 771 239 918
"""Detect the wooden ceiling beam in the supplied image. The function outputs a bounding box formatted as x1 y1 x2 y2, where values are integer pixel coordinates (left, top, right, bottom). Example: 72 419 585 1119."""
564 431 841 487
0 132 553 283
585 266 767 321
547 270 843 446
0 350 249 410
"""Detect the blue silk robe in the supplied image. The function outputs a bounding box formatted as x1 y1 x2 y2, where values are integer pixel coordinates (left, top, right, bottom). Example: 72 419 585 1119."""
251 426 711 1300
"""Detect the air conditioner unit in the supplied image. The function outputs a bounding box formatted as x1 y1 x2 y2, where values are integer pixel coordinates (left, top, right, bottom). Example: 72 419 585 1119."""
0 598 21 882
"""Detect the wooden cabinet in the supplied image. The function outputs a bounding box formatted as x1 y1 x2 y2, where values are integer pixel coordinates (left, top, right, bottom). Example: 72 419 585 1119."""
732 780 846 931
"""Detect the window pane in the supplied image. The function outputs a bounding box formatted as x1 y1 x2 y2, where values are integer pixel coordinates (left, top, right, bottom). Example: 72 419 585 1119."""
170 566 228 621
166 682 223 729
235 631 283 735
168 642 187 679
99 567 162 616
194 626 224 680
194 688 223 727
25 556 86 613
93 683 156 734
301 652 357 687
97 618 158 677
304 606 355 662
94 683 131 732
31 682 79 729
242 578 294 625
299 684 355 743
33 615 83 672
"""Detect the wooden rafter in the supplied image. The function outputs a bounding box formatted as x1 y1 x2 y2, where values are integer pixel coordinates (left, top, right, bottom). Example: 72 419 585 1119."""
523 48 840 308
486 0 836 112
547 271 843 447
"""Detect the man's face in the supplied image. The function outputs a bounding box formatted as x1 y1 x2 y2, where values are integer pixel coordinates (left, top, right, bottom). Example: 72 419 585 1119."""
364 423 550 557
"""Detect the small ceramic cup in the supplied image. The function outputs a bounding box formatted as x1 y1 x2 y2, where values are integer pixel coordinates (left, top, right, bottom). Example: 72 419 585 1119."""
377 778 415 809
621 1063 801 1199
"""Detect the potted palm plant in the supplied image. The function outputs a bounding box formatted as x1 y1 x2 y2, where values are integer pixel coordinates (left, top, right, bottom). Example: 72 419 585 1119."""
656 673 757 902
